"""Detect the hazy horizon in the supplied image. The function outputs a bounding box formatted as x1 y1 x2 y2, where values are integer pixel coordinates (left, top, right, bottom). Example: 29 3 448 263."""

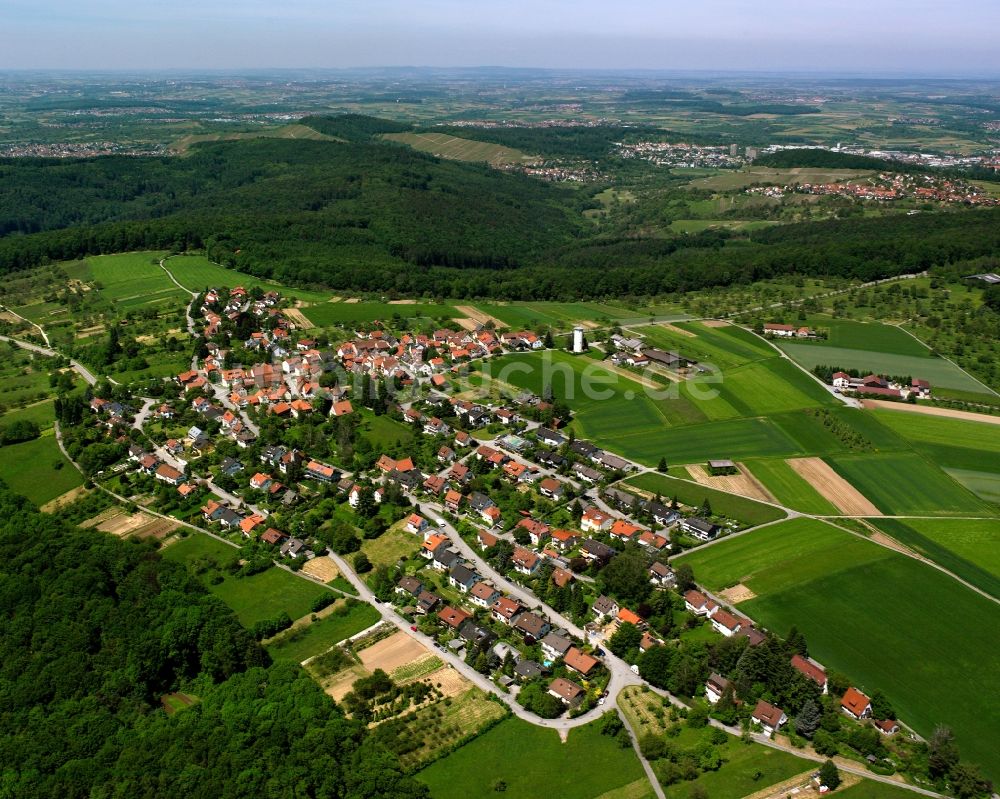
2 0 998 73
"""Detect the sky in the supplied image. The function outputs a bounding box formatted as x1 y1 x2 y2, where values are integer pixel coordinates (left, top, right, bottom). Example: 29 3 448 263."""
2 0 999 73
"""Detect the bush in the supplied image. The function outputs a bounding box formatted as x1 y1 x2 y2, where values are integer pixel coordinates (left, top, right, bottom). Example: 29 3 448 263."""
311 593 336 613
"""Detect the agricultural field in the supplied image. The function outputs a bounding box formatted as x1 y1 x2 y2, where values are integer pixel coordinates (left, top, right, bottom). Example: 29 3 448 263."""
743 458 840 515
161 254 330 302
625 471 787 527
634 321 776 369
778 341 991 395
170 122 341 153
797 317 933 356
825 452 994 516
677 519 1000 780
265 601 380 663
161 534 329 627
872 518 1000 600
869 409 1000 470
0 433 82 506
383 131 538 165
687 167 873 192
474 301 687 329
485 350 824 465
81 251 187 307
417 717 652 799
301 300 459 327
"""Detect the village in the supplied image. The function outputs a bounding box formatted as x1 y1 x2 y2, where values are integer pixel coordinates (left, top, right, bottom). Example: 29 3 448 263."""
61 278 925 785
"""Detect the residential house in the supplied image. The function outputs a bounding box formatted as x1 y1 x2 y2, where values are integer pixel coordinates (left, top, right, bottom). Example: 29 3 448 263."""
617 608 644 629
548 677 584 708
432 547 462 572
710 608 745 637
591 595 619 620
280 538 306 559
679 517 719 540
405 513 429 535
469 581 501 608
154 464 185 486
550 529 579 551
551 566 573 588
261 528 288 546
705 673 731 705
444 489 463 512
540 632 573 662
563 647 599 677
610 519 644 543
571 463 602 484
491 596 524 626
477 529 499 551
535 427 565 447
842 687 873 720
580 539 615 563
791 654 828 694
437 606 472 630
448 564 480 593
752 700 787 734
420 533 449 559
874 719 900 736
305 460 338 484
396 576 424 599
513 612 550 641
416 591 441 615
538 477 566 501
517 518 550 547
683 590 718 617
515 660 545 681
649 561 674 587
512 547 541 576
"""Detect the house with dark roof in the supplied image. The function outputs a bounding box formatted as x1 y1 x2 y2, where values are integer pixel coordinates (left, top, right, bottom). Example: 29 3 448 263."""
448 563 480 593
679 517 719 540
705 673 731 704
513 612 550 641
752 700 787 735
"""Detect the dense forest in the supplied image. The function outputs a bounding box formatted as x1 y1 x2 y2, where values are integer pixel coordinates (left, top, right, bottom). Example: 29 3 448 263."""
752 148 931 172
0 483 427 798
1 115 1000 299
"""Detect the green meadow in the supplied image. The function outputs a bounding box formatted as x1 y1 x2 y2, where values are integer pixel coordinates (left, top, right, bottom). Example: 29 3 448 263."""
825 452 994 516
266 601 380 663
418 717 650 799
872 518 1000 599
301 301 459 326
162 534 328 627
83 251 188 307
0 433 83 506
676 518 1000 780
162 254 330 302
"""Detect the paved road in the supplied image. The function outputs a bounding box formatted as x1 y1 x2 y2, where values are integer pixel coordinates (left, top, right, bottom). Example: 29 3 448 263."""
0 305 51 346
0 334 98 386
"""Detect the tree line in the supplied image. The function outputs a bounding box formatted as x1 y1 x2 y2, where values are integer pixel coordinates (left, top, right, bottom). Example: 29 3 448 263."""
0 482 428 798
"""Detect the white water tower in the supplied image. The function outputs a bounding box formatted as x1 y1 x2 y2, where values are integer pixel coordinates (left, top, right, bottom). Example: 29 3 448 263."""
572 326 585 353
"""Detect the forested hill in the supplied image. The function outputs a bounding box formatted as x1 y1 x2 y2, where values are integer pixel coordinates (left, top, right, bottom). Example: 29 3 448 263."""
752 148 929 172
0 484 427 799
2 115 1000 298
